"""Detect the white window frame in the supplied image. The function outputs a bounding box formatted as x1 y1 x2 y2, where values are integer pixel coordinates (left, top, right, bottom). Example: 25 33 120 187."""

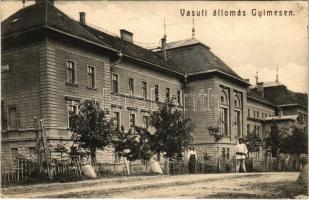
128 77 135 96
219 87 230 136
154 85 160 102
142 115 149 129
220 105 229 136
87 65 96 89
166 88 171 100
234 109 242 137
142 81 148 99
177 90 182 106
112 73 119 94
66 60 77 84
7 105 18 130
113 111 121 131
67 100 79 128
129 113 135 132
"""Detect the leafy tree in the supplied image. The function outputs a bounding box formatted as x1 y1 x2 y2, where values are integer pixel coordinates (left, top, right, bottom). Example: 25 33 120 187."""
243 132 263 156
149 99 194 160
264 124 288 157
69 100 115 162
208 126 222 142
281 127 308 156
113 126 152 161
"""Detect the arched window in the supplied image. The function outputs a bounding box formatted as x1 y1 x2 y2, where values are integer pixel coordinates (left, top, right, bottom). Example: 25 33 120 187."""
219 88 229 136
234 94 241 108
220 89 229 105
233 92 242 137
233 92 242 108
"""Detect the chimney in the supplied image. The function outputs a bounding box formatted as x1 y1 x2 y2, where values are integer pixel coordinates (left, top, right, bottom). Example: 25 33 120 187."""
79 12 86 24
120 29 133 43
257 82 264 97
161 37 167 61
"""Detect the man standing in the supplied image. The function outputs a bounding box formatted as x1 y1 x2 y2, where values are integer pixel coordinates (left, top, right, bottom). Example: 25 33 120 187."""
236 138 248 172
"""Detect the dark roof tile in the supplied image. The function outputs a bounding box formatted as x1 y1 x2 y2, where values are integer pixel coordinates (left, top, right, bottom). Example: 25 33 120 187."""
80 24 183 73
2 2 181 74
164 39 243 79
263 85 308 108
247 90 274 106
2 2 111 48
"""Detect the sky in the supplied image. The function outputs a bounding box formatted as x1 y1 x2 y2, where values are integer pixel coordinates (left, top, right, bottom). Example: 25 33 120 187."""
1 1 308 93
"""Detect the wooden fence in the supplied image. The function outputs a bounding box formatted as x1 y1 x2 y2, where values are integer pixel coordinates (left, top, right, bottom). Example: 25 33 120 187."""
1 156 307 185
246 156 308 172
168 156 307 175
169 158 236 175
1 157 83 185
1 158 161 185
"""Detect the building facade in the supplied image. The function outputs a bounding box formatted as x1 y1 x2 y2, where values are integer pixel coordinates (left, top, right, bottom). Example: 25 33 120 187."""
1 0 307 164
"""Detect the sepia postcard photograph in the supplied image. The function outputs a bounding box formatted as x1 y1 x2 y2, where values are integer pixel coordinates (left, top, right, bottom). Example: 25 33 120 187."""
0 0 308 198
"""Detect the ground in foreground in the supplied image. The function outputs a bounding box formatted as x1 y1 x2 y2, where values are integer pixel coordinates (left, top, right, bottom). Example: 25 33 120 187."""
1 172 307 198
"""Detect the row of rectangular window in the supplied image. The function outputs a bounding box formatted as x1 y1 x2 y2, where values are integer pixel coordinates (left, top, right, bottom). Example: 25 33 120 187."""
247 109 273 119
247 124 260 136
67 60 96 88
113 112 149 131
112 73 181 104
55 99 151 130
3 61 96 88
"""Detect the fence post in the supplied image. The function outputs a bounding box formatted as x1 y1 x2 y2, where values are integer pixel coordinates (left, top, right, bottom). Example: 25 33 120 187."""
21 160 24 179
17 158 20 182
124 158 130 176
165 157 170 175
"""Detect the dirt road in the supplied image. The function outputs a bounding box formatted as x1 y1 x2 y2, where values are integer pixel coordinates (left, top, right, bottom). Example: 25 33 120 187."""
1 172 306 198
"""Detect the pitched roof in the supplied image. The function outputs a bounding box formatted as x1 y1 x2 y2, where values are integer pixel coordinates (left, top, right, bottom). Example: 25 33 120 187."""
247 90 274 106
250 81 283 89
80 24 183 74
2 3 45 36
2 2 109 48
165 38 209 50
262 85 308 108
161 38 243 80
2 1 182 75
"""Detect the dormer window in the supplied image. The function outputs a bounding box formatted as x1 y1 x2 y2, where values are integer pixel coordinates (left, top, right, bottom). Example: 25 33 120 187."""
11 18 19 23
